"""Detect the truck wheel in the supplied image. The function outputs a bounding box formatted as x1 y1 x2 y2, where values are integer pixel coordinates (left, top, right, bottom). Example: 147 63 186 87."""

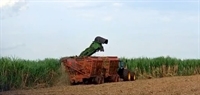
115 75 120 82
83 78 91 84
123 69 131 81
95 76 101 84
100 76 104 84
131 72 136 81
70 80 76 85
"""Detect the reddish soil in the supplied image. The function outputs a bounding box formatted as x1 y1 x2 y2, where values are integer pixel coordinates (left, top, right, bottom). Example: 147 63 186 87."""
1 75 200 95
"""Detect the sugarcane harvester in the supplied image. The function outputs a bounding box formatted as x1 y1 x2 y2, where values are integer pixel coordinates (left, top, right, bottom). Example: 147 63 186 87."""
60 36 135 84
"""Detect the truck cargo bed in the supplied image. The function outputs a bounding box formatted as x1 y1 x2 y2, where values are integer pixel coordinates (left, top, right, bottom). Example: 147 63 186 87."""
60 56 120 84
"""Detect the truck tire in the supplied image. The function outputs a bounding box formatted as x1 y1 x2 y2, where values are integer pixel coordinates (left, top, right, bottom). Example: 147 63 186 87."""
115 75 120 82
123 69 131 81
95 76 103 84
100 76 104 84
131 72 136 81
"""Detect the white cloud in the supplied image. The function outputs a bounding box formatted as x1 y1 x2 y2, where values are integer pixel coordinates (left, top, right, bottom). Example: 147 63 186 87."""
0 0 25 8
0 0 16 8
0 0 28 19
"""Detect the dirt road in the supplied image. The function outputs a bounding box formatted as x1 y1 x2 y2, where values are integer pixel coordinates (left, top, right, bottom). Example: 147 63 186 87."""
1 75 200 95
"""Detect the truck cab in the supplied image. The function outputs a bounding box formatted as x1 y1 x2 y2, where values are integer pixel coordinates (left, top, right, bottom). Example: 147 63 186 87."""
117 60 136 81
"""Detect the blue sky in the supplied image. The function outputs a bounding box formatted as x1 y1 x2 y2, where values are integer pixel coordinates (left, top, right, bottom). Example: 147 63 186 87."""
0 0 199 60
